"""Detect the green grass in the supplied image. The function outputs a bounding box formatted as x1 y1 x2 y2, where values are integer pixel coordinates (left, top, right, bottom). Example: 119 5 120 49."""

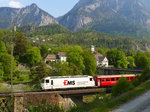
90 80 150 112
13 70 32 84
0 83 11 92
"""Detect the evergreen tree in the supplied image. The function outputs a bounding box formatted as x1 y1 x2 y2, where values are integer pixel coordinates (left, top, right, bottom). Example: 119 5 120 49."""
30 62 51 86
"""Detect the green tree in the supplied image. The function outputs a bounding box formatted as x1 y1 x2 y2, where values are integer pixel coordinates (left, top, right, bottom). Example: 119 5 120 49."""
135 52 150 69
40 44 50 57
53 62 72 76
69 63 83 75
25 47 42 66
107 49 128 68
97 48 106 55
0 53 17 80
14 31 29 59
0 62 4 76
67 46 85 74
127 56 136 68
0 41 7 53
83 50 96 76
30 62 51 88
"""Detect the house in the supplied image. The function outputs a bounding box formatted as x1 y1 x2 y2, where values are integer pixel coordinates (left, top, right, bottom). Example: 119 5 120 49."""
91 45 109 67
45 54 58 63
45 52 67 63
58 52 67 62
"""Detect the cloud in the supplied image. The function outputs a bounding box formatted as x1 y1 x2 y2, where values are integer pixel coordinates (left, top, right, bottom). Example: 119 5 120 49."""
8 0 23 8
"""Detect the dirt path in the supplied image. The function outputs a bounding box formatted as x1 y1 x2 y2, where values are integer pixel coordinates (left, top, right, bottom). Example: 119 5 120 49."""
112 89 150 112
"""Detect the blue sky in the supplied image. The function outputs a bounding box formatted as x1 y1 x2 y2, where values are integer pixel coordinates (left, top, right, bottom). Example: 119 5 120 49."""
0 0 79 17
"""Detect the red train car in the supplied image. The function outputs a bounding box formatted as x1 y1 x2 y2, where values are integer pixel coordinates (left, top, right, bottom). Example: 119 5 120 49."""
94 74 137 86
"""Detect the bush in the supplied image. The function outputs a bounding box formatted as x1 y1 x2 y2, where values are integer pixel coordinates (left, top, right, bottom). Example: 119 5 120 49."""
140 69 150 82
112 78 134 97
27 100 63 112
132 69 150 86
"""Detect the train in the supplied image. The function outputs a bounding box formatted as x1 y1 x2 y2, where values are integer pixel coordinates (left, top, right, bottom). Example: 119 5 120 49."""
41 74 138 90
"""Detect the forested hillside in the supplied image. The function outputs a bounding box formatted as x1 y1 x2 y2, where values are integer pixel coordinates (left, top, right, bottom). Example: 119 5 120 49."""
19 24 70 36
19 25 150 51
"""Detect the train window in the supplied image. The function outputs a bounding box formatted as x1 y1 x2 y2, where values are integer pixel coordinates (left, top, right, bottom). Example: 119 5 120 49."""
46 80 49 83
130 77 133 80
90 78 93 81
51 80 53 85
116 78 119 80
111 78 115 81
102 79 105 82
106 78 110 81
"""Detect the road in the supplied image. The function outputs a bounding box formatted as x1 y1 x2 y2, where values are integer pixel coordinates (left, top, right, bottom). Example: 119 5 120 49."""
112 89 150 112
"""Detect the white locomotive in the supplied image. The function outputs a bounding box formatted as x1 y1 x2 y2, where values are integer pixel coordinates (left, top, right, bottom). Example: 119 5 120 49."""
41 75 95 90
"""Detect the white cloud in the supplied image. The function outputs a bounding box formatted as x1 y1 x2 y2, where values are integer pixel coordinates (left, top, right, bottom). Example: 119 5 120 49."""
8 0 23 8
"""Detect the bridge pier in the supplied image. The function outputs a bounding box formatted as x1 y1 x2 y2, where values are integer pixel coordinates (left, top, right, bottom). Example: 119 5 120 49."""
14 96 24 112
59 95 83 111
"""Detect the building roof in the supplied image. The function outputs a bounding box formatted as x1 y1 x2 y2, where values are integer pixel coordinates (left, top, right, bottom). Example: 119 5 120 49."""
93 51 107 62
98 56 106 61
58 52 67 57
45 54 57 60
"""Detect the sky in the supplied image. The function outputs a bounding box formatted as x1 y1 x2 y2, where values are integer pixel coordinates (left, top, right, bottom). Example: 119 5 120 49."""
0 0 79 17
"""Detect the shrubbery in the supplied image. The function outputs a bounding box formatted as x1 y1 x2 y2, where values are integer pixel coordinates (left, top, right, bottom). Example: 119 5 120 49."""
27 100 63 112
133 69 150 86
112 78 134 97
28 105 63 112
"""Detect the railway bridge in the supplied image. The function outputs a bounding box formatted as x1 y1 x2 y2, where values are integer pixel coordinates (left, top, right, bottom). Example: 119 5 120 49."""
0 88 105 112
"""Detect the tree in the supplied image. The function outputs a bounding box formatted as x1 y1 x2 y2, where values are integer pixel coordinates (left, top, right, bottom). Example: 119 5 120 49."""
25 47 42 66
135 52 150 69
40 44 50 57
0 53 17 80
97 48 106 55
0 62 4 76
107 49 128 68
30 62 51 88
67 46 85 74
0 41 7 53
53 62 72 76
83 50 96 76
14 31 29 60
127 56 136 68
31 62 51 81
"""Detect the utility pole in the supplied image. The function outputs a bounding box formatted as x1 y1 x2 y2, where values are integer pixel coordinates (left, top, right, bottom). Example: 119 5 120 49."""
11 26 16 91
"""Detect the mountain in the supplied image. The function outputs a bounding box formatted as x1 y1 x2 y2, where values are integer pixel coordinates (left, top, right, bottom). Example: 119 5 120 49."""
141 0 150 10
0 3 58 29
59 0 150 38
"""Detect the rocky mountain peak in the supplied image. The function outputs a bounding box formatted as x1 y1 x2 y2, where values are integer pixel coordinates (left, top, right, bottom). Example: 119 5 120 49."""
0 3 58 29
58 0 150 38
30 3 38 8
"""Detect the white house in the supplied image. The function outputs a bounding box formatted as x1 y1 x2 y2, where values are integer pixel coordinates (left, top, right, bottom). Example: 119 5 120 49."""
91 45 109 67
58 52 67 62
